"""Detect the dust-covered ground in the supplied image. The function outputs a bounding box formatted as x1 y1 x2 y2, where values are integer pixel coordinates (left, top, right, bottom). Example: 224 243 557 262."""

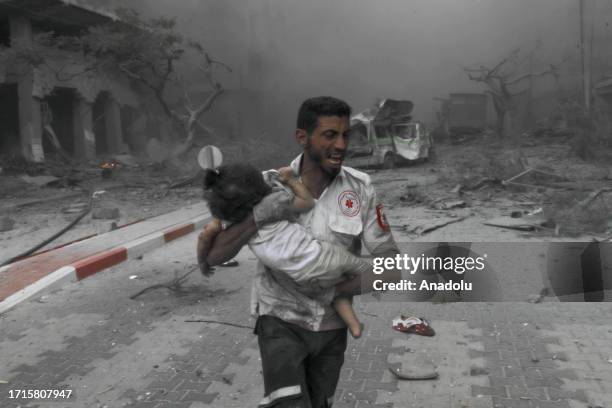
0 154 205 264
1 134 611 266
370 134 612 243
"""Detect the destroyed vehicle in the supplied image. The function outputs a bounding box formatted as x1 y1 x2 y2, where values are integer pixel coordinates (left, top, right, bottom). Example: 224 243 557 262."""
345 99 432 169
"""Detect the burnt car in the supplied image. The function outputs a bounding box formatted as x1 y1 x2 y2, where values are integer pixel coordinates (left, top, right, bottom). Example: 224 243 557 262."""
345 99 432 169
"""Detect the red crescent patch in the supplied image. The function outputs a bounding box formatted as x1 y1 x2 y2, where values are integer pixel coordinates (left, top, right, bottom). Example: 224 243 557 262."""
338 190 361 217
376 204 390 232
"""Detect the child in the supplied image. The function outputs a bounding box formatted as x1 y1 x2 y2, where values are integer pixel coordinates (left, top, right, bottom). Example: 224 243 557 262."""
199 163 364 338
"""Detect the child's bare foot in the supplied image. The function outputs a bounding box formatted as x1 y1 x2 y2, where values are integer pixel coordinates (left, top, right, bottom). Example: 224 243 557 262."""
348 322 364 339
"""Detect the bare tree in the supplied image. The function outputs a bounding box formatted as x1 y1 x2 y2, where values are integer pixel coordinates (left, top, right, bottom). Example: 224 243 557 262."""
0 8 230 158
83 9 231 157
465 48 562 139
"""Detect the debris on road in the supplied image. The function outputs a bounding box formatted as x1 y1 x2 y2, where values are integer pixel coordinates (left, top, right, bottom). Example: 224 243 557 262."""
129 266 197 299
483 215 546 231
434 199 466 210
392 316 435 336
578 187 612 208
388 366 438 380
411 214 469 235
0 192 93 267
167 171 203 189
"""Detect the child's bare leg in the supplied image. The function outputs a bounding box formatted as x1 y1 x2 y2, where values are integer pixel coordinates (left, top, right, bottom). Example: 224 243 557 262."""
333 297 363 338
196 219 222 276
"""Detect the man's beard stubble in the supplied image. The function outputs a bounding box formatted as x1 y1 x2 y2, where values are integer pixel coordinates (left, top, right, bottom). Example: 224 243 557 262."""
304 143 341 178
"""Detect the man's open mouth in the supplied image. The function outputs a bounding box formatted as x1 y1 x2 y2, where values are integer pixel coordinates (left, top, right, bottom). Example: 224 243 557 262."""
327 154 344 166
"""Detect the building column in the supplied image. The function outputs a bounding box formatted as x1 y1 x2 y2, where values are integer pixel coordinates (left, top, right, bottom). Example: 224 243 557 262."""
10 16 43 162
73 97 95 160
104 96 123 153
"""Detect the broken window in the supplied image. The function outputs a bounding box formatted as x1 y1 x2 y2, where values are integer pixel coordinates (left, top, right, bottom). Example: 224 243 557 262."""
391 124 417 140
349 123 368 146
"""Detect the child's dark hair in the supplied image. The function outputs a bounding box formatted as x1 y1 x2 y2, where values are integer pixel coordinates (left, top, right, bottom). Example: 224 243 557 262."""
203 164 272 223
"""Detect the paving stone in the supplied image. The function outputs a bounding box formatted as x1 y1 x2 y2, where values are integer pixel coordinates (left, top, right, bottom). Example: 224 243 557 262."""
472 385 508 398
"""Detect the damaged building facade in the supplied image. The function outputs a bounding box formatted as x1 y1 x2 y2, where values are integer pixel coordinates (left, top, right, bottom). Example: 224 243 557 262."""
0 0 144 162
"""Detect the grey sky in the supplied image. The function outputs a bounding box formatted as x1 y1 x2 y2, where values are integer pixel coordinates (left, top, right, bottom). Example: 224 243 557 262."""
84 0 611 121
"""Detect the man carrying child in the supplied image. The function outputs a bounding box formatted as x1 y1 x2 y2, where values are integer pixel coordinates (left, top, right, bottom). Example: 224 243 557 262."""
197 96 400 408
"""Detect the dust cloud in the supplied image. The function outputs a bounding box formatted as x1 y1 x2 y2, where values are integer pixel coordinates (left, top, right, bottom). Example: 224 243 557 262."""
83 0 612 137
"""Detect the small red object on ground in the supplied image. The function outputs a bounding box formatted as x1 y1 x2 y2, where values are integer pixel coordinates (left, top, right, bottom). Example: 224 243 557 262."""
392 316 435 336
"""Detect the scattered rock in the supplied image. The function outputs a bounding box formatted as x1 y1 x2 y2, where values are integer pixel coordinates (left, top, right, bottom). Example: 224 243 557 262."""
436 200 466 210
0 217 15 232
483 215 546 231
450 184 463 195
92 207 120 220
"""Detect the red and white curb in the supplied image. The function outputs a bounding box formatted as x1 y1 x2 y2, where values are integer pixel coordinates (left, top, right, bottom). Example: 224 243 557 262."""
0 214 210 314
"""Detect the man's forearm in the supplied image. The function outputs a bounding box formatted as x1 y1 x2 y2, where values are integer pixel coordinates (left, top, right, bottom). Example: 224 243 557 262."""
334 250 402 297
206 215 258 265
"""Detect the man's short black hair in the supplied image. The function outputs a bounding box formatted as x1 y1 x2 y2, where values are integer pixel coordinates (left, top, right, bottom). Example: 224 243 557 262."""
297 96 352 134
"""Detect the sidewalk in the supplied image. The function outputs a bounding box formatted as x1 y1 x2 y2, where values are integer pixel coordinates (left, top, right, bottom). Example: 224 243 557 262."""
0 204 210 313
1 233 610 408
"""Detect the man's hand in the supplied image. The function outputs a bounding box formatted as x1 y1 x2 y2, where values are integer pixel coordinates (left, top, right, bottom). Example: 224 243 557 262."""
197 219 222 276
252 189 295 228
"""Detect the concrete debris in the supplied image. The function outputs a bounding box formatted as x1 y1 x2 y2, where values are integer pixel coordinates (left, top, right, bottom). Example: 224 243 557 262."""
92 207 120 220
19 175 60 187
388 365 438 380
0 217 15 232
483 215 546 231
409 214 469 235
435 200 466 210
450 184 463 195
